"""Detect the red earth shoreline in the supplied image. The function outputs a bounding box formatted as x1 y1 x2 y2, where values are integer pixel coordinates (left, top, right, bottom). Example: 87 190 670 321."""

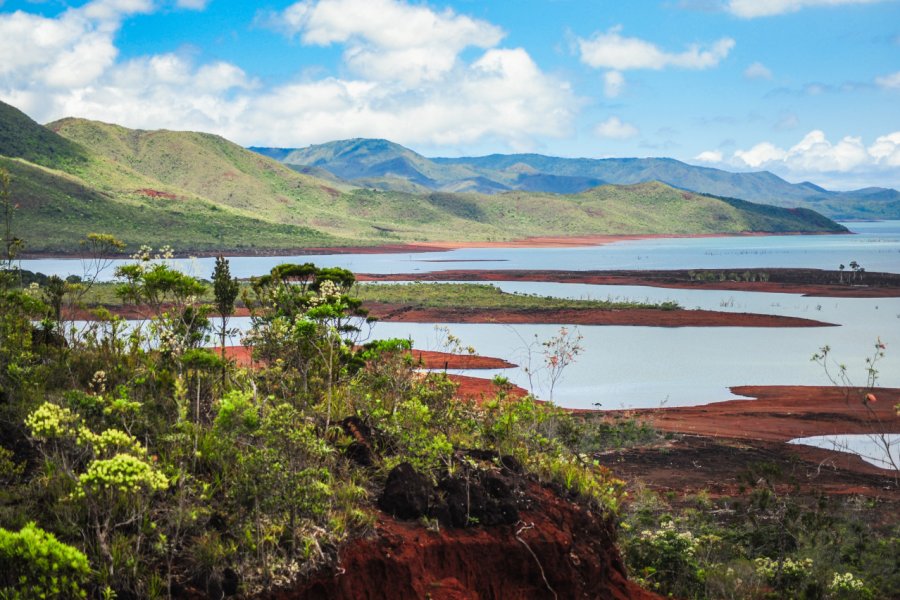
20 230 849 259
358 268 900 298
64 303 835 327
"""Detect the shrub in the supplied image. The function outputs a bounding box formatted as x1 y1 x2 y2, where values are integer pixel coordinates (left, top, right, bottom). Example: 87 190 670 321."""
0 522 91 599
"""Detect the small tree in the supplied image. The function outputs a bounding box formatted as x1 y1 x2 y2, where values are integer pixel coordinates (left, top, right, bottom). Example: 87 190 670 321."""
212 255 240 381
0 168 24 283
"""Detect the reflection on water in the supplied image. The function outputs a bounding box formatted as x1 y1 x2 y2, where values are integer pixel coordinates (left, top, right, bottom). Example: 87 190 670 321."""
789 434 899 471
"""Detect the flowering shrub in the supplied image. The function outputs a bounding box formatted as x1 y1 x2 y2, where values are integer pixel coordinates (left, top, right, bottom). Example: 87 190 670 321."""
754 556 816 596
625 520 707 597
829 572 873 600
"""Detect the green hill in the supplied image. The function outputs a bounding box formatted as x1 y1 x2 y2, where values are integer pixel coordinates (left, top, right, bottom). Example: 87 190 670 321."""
0 100 847 255
261 139 900 219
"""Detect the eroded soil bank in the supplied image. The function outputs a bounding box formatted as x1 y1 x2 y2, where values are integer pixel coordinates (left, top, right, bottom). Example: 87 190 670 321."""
363 303 835 327
359 268 900 298
264 482 658 600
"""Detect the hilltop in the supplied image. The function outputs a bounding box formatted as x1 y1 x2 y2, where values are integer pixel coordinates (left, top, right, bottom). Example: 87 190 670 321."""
0 100 847 255
256 138 900 220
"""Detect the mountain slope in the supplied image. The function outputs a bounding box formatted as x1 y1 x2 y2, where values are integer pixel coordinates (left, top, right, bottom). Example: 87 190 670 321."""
0 101 848 254
261 139 899 219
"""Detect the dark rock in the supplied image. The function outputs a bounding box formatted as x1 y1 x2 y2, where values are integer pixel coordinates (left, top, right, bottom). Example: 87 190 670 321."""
340 416 376 467
378 462 430 519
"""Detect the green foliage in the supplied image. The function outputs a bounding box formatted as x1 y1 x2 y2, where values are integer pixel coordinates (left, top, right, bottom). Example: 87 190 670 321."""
356 282 681 311
0 523 91 599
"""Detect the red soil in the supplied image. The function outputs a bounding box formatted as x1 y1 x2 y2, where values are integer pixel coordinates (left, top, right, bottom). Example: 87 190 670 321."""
220 346 514 370
135 188 178 199
267 482 659 600
628 385 900 444
358 268 900 299
65 302 833 328
364 303 835 328
411 350 516 370
445 373 529 402
598 385 900 494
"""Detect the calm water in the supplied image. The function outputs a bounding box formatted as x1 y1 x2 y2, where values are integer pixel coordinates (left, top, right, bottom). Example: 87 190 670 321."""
789 434 899 470
18 221 900 280
36 221 900 411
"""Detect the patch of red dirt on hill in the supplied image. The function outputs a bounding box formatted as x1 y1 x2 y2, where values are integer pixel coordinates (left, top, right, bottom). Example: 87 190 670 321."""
136 188 178 199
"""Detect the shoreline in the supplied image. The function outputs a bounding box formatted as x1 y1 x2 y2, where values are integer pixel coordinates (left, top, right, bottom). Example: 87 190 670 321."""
19 229 851 259
64 303 837 328
359 268 900 298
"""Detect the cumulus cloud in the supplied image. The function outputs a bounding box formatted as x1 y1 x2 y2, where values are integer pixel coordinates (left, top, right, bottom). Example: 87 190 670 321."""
868 132 900 166
263 0 504 85
875 71 900 89
578 26 734 71
577 26 733 97
594 117 639 140
744 62 772 80
0 0 577 150
698 130 900 179
727 0 889 18
735 142 787 167
694 150 724 163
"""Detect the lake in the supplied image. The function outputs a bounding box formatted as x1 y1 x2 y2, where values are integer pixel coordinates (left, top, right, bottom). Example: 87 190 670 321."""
25 221 900 411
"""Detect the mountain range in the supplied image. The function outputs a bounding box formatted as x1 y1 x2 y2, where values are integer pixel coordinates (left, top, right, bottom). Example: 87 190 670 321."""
0 99 848 254
252 138 900 221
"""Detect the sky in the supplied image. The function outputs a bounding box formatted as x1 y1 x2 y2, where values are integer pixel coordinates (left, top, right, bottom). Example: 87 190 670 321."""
0 0 898 190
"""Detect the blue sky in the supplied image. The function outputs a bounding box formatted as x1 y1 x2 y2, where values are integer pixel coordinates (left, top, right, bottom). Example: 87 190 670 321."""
1 0 898 189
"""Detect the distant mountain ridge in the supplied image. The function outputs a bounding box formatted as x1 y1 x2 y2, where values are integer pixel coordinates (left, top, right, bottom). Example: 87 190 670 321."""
0 99 849 254
252 139 900 220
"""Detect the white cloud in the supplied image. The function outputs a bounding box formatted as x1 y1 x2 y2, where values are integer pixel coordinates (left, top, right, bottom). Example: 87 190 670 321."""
603 71 625 97
785 130 869 172
868 132 900 166
727 0 889 18
594 116 639 140
875 70 900 89
725 130 900 179
743 61 772 80
0 0 577 151
578 26 734 71
265 0 504 85
577 26 734 98
735 142 787 167
694 150 723 163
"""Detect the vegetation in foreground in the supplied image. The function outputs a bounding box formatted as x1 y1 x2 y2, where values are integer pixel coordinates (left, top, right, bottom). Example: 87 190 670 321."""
0 231 628 597
618 465 898 600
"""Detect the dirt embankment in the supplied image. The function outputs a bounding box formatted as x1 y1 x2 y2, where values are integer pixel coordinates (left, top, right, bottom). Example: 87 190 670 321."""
363 303 835 328
264 481 658 600
359 268 900 298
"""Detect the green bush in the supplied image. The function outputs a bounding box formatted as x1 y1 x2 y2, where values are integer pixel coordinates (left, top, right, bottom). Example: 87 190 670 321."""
0 523 91 599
